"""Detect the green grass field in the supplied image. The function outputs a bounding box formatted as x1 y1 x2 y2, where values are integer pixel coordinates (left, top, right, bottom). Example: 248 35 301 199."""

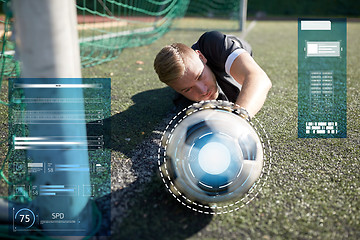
0 18 359 239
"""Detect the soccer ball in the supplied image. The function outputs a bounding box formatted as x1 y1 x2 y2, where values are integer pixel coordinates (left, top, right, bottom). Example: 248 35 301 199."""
160 101 263 204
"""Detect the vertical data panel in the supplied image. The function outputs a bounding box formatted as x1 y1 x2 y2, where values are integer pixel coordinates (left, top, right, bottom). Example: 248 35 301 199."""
298 18 346 138
8 78 111 236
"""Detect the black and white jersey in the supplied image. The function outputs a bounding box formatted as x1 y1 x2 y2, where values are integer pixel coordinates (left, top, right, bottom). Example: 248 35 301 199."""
173 31 253 110
192 31 252 103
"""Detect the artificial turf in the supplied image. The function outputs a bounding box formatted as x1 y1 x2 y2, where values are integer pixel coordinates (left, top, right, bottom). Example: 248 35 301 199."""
101 19 360 239
0 18 359 239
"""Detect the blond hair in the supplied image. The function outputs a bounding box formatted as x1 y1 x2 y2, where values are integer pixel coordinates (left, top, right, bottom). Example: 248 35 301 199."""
153 43 194 84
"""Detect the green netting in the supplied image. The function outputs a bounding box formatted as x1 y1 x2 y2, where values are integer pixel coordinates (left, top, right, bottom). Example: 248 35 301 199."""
77 0 190 67
187 0 240 19
172 0 245 31
0 0 19 200
0 1 20 98
0 0 190 80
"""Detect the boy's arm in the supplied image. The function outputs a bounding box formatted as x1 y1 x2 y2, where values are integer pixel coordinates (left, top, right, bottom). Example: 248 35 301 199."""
229 52 272 118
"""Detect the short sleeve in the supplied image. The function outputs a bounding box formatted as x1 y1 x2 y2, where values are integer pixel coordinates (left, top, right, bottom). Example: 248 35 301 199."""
191 31 247 74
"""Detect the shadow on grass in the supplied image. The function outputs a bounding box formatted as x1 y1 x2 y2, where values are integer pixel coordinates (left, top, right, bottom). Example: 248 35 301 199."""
111 175 213 240
87 86 176 155
88 87 212 238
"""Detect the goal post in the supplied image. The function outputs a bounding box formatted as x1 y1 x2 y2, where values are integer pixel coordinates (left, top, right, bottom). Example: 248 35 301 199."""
11 0 92 237
239 0 248 31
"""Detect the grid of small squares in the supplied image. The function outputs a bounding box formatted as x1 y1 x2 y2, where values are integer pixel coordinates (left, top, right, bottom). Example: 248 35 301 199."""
310 71 334 114
306 122 338 134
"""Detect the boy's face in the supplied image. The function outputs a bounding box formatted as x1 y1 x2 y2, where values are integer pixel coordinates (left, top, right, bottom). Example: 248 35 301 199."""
168 50 218 102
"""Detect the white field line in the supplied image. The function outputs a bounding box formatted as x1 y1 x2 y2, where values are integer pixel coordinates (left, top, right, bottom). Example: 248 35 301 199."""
241 20 257 39
77 21 127 30
0 26 155 56
79 26 155 43
1 20 254 56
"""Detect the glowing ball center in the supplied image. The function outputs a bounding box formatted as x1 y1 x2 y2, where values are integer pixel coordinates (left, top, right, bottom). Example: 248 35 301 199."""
198 142 231 175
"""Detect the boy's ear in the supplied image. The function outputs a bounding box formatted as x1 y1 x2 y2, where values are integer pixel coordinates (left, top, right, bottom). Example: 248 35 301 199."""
195 50 207 64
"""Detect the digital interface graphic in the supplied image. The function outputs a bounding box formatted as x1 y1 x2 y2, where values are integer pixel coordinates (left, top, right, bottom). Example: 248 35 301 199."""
298 19 347 138
7 78 111 236
158 101 272 214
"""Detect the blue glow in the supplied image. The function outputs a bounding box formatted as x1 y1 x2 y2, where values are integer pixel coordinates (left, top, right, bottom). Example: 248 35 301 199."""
186 133 242 190
55 168 90 172
39 193 56 196
41 189 75 192
198 142 230 174
40 185 64 188
15 208 36 228
165 106 263 203
55 165 81 167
